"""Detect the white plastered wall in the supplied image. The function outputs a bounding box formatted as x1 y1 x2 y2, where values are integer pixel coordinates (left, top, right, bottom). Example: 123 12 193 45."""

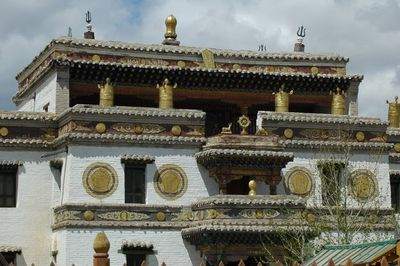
62 145 219 205
53 228 201 266
281 150 392 209
16 72 57 113
0 151 56 266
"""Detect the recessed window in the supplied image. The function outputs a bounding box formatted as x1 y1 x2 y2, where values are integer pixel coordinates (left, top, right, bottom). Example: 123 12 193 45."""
125 165 146 204
0 169 17 207
391 175 400 212
318 162 345 206
126 254 146 266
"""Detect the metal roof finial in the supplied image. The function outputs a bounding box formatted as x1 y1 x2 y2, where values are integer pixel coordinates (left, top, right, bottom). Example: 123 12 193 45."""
84 11 95 39
294 25 306 52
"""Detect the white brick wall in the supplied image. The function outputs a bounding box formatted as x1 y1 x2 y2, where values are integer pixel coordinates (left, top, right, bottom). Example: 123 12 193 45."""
0 151 55 266
282 150 392 208
16 72 57 112
54 229 201 266
63 145 219 205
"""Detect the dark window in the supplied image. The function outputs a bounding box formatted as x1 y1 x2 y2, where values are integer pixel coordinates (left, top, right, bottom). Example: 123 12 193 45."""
125 165 146 203
0 252 16 265
226 176 251 195
0 170 17 207
391 175 400 212
126 254 145 266
318 162 345 206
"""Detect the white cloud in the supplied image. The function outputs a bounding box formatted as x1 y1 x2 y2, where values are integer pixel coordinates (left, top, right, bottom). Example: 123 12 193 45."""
0 0 399 121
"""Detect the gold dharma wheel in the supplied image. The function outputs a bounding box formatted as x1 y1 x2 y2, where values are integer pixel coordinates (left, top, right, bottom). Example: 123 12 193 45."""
238 115 251 128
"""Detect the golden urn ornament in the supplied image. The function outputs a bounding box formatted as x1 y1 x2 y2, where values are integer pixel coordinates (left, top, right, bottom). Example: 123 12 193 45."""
273 84 293 112
387 96 400 128
157 78 177 109
330 87 346 115
98 78 114 107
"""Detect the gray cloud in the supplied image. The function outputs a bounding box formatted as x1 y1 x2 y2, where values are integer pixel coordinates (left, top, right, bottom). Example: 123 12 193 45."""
0 0 399 121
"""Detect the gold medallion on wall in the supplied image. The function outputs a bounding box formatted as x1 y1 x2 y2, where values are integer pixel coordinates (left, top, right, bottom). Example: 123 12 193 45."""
82 162 119 199
153 164 188 200
349 169 378 202
284 167 315 198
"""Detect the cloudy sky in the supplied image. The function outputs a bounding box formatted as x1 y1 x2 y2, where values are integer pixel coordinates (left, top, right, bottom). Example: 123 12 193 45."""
0 0 399 120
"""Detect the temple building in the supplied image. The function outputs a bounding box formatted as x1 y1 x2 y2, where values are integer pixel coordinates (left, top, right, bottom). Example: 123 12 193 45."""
1 13 400 266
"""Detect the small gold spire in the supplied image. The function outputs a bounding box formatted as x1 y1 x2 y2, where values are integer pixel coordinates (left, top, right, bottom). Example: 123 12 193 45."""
93 232 110 254
98 78 114 107
330 87 346 115
387 96 399 128
273 84 293 112
248 179 257 196
163 15 180 45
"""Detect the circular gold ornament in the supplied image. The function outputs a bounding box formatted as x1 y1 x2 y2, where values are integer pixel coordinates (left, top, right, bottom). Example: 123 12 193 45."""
120 211 128 221
320 130 329 140
82 162 118 199
171 125 182 136
311 66 319 75
355 131 365 142
208 209 218 219
306 213 316 223
232 64 241 70
156 212 166 221
83 210 95 221
153 164 188 200
349 169 378 202
255 209 264 219
284 167 315 198
368 214 378 224
133 124 144 134
92 54 101 62
95 123 106 134
394 143 400 153
177 60 186 68
284 128 294 139
238 115 251 128
0 127 8 137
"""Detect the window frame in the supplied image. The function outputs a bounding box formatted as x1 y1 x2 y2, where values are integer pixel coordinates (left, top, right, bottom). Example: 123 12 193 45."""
124 164 146 204
0 168 18 208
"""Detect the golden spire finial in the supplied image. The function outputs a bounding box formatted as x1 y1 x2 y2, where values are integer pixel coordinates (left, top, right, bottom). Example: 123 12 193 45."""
386 96 400 128
93 232 110 253
248 179 257 196
163 15 180 46
330 87 346 115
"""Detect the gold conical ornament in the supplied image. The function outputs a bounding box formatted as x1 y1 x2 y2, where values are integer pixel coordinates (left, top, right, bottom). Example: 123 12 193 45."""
330 87 346 115
98 78 114 107
273 84 293 112
162 15 180 45
248 179 257 196
387 96 399 128
93 232 110 253
157 78 177 109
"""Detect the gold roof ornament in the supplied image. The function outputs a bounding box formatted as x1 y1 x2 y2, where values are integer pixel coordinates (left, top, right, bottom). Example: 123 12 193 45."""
162 14 180 46
238 115 251 135
248 179 257 196
273 84 293 112
93 232 110 253
98 78 114 107
386 96 399 128
157 78 177 109
330 87 346 115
